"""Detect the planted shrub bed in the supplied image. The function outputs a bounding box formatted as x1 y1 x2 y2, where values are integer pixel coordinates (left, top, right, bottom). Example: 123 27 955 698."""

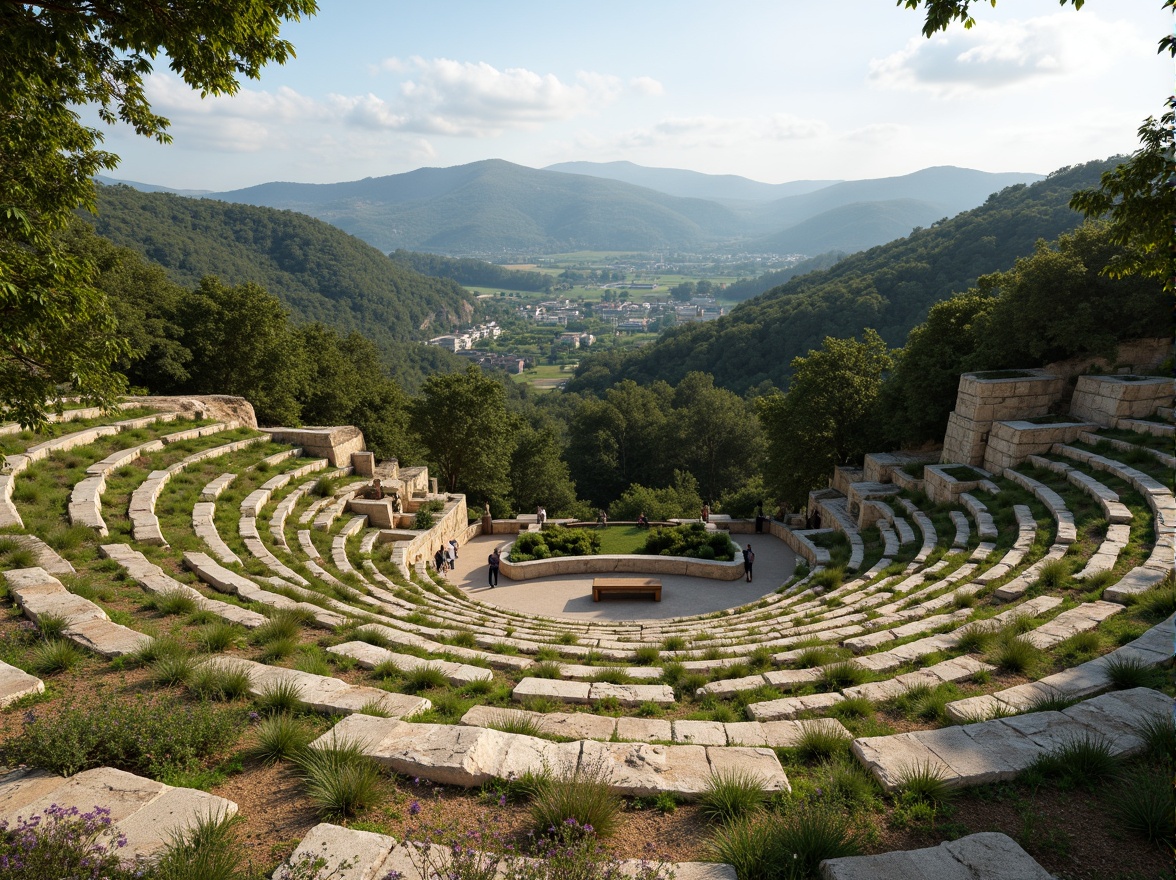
639 522 737 561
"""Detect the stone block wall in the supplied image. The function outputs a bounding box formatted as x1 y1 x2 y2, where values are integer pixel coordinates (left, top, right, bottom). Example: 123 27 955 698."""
832 466 863 496
941 370 1066 466
982 420 1096 472
1068 375 1174 427
263 426 365 466
923 464 988 505
862 452 938 484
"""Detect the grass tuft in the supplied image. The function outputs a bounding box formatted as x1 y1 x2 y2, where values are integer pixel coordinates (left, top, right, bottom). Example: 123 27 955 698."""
529 758 621 838
293 737 383 819
698 768 768 825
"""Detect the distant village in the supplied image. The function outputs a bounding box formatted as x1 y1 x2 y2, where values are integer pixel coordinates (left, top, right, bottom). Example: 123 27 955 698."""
425 290 727 373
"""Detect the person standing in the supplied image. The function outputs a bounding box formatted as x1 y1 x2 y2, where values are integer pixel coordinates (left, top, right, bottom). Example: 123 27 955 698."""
444 543 455 571
701 503 710 523
434 547 446 574
487 546 501 587
742 544 755 582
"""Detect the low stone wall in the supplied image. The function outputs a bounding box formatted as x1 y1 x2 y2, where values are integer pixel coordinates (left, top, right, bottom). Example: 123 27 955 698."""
890 468 923 493
376 494 469 571
923 464 989 505
1069 374 1172 426
982 420 1095 472
863 451 939 484
262 426 365 466
832 466 864 496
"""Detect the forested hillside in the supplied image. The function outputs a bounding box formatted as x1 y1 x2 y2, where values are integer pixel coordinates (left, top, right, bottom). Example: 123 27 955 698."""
389 250 553 292
87 184 476 386
568 159 1119 396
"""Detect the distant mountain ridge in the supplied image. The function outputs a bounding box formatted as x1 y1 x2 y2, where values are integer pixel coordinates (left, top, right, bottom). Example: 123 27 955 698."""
161 159 1047 257
566 158 1113 397
543 160 841 202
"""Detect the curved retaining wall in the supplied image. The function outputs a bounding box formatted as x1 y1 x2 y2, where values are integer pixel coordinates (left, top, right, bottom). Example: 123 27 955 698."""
500 544 745 582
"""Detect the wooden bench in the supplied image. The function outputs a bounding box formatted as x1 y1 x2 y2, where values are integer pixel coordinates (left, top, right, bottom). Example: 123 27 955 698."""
592 577 661 602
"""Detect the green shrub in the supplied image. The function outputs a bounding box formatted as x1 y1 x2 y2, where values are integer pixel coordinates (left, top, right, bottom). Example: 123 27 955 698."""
152 652 195 687
311 476 338 497
638 522 735 561
188 663 253 702
402 665 449 692
34 612 68 640
794 723 852 763
2 698 240 778
155 590 198 616
699 768 768 824
1029 733 1120 788
510 524 602 562
954 623 995 654
633 645 660 665
29 638 82 675
990 633 1042 675
1033 558 1070 590
255 679 306 715
793 645 836 668
1135 713 1176 762
1110 765 1175 845
707 803 861 880
149 812 243 880
530 759 621 838
818 660 865 690
258 636 299 663
294 738 383 819
249 714 314 765
661 636 687 652
819 758 879 808
196 622 245 653
412 509 435 530
250 608 304 645
896 761 955 805
1104 654 1166 690
811 567 844 590
1128 579 1176 621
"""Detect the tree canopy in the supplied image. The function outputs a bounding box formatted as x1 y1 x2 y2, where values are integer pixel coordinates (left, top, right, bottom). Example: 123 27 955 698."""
0 0 315 427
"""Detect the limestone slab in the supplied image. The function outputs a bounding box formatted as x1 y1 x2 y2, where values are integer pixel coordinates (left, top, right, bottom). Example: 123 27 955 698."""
272 823 396 880
0 660 43 707
13 767 165 823
115 785 238 857
820 832 1051 880
63 618 152 657
580 740 712 798
513 677 592 703
588 682 676 707
746 691 843 721
672 720 728 745
705 746 790 793
615 716 674 742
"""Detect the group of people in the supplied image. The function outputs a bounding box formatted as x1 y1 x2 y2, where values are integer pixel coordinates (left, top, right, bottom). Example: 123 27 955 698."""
433 539 459 574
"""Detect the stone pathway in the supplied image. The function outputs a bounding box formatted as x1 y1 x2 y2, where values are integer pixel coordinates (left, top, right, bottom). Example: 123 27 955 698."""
0 766 236 860
852 687 1170 792
275 822 736 880
315 714 789 798
819 831 1051 880
513 677 676 707
3 567 151 657
327 640 493 686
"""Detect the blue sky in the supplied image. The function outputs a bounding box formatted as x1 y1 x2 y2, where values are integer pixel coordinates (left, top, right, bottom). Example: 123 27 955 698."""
102 0 1171 190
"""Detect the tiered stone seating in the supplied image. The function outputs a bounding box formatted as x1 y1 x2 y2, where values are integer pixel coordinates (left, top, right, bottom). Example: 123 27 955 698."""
314 713 790 798
275 822 736 880
0 766 237 860
4 567 151 657
852 687 1168 792
821 832 1051 880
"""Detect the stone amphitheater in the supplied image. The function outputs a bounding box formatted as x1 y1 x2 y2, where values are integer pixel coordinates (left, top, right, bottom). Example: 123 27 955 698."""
0 367 1170 879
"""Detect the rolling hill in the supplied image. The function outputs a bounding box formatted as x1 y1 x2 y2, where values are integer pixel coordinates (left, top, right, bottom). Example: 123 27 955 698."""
87 184 477 385
566 159 1116 397
744 198 948 256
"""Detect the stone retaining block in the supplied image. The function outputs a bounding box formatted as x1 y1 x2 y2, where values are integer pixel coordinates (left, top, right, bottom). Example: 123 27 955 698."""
820 831 1051 880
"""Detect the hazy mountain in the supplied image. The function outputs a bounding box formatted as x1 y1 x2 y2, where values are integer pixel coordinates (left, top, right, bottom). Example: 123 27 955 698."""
543 160 840 202
744 198 948 255
567 159 1112 397
210 159 746 254
746 166 1044 232
204 159 1043 257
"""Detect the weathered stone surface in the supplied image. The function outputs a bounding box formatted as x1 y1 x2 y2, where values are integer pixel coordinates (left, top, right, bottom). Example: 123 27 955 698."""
116 785 238 857
63 617 152 658
820 832 1052 880
5 567 107 625
746 691 843 721
580 740 712 798
0 659 43 707
0 769 72 822
327 641 492 687
615 716 674 742
588 681 675 707
706 746 790 793
672 720 728 745
9 767 165 824
272 823 396 880
513 677 592 703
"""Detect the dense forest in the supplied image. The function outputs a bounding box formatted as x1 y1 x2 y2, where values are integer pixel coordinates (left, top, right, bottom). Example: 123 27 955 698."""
568 159 1123 396
87 184 476 389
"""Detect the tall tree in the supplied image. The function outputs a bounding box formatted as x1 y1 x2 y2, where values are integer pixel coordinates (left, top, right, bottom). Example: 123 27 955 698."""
411 366 514 505
671 372 764 504
0 0 316 427
758 331 892 509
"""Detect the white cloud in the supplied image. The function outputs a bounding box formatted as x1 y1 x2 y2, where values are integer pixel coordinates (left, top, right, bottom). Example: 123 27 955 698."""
868 12 1148 96
604 113 828 150
630 76 664 97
